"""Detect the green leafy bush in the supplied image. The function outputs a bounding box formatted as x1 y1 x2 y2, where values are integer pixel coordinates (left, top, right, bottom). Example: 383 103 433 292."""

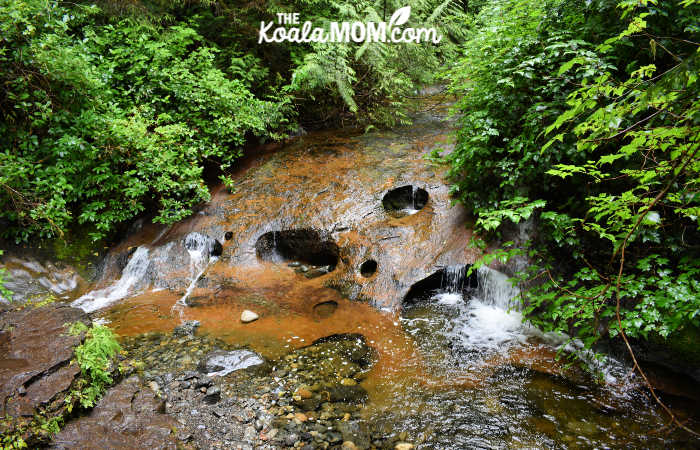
447 0 700 357
0 0 291 242
66 322 121 409
0 251 11 302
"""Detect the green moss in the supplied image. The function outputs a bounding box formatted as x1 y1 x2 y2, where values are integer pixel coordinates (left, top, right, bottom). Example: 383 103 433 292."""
0 412 64 449
49 229 108 274
654 324 700 368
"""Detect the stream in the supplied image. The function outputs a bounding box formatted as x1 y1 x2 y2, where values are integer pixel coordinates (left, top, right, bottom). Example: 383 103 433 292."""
2 93 699 449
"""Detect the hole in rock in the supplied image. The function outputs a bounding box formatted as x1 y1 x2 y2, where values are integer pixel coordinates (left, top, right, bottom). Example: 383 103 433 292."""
359 259 378 277
255 229 340 267
184 232 223 257
403 265 477 306
210 241 223 257
224 231 233 241
382 185 429 217
313 301 338 319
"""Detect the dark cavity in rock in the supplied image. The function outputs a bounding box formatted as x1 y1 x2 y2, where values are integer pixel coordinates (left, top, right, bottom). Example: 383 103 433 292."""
382 185 429 216
224 231 233 241
184 232 223 257
403 264 477 305
255 228 340 267
359 259 378 277
313 300 338 319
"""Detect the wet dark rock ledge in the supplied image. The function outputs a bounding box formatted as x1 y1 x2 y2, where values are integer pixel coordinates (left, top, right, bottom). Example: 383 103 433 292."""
0 304 88 445
52 376 178 449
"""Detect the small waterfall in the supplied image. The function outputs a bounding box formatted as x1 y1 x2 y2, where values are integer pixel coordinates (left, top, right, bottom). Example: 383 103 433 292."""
428 265 628 382
426 265 530 354
476 266 521 310
271 231 281 261
265 230 285 263
174 232 219 312
72 247 150 313
405 186 419 215
440 265 468 293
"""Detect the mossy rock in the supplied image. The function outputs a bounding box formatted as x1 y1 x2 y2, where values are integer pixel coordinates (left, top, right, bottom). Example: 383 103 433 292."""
637 324 700 381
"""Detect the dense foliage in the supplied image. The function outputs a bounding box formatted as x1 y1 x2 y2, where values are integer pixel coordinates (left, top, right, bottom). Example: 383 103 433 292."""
0 251 10 301
1 0 291 242
285 0 470 127
1 0 465 243
446 0 699 361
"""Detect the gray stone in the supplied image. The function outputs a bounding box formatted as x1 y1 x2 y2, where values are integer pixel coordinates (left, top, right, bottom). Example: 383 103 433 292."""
198 349 265 377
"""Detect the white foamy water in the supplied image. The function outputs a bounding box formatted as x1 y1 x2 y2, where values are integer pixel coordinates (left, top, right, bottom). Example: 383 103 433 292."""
434 292 462 306
449 299 530 349
72 247 150 313
412 265 631 386
173 232 219 313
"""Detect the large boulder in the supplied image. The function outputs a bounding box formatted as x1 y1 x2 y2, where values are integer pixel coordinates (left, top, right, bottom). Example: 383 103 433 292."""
0 304 88 418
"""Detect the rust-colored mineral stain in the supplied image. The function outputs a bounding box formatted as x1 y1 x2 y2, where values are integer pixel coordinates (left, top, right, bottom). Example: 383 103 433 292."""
104 264 422 385
105 261 560 408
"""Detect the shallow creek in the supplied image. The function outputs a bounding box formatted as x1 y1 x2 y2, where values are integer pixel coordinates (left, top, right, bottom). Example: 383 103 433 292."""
97 261 699 448
6 93 698 448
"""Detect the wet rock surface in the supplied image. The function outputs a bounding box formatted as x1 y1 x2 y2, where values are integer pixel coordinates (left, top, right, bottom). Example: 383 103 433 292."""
0 304 88 418
0 254 85 305
52 376 178 449
83 101 477 309
199 349 265 377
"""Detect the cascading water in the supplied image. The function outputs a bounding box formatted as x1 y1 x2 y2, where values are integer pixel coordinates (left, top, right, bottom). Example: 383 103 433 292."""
406 264 629 382
72 247 151 313
447 266 532 353
405 185 419 215
270 230 284 262
433 265 469 303
173 232 220 314
426 265 533 357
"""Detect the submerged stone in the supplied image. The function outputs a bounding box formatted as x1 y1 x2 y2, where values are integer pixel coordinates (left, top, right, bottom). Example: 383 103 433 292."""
303 265 334 279
313 300 339 319
173 320 200 337
198 349 265 377
327 384 368 404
